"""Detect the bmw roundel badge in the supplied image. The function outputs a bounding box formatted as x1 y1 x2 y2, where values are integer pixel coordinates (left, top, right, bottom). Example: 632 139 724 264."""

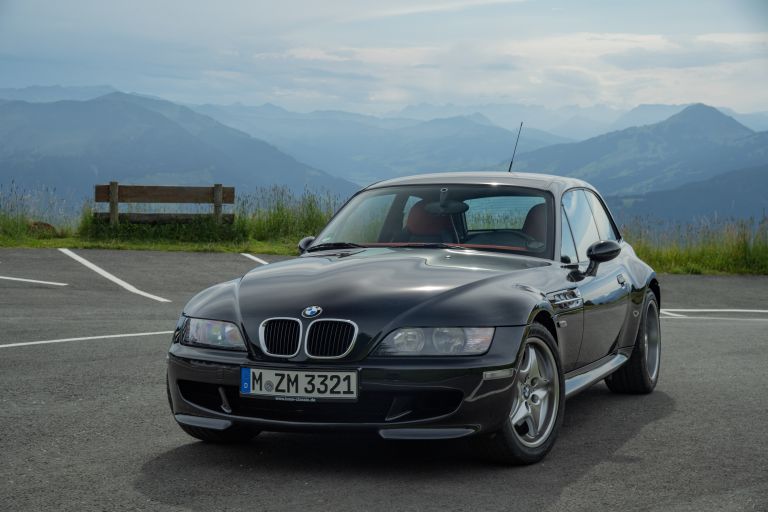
302 306 323 318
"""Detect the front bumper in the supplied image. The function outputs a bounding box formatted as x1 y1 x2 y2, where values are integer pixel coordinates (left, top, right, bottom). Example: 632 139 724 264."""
167 326 525 440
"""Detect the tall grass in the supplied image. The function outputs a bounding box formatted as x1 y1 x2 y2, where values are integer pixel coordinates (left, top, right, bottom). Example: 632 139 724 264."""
622 217 768 274
240 186 338 241
0 182 76 240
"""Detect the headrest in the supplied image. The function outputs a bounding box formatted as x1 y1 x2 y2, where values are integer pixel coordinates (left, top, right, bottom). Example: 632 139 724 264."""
406 200 452 236
522 203 547 242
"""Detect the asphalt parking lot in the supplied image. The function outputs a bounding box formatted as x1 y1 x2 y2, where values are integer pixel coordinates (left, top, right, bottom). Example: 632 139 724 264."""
1 248 767 511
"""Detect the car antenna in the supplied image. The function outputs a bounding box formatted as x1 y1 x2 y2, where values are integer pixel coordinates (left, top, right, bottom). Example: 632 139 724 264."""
507 121 523 173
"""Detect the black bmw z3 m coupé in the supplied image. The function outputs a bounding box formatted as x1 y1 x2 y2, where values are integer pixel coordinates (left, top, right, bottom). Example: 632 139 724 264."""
167 172 661 464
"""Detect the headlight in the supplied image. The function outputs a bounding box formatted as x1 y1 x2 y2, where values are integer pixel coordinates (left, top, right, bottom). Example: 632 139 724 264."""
375 327 494 356
181 317 247 351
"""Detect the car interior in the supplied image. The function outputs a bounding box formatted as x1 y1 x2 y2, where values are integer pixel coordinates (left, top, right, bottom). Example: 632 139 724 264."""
376 190 551 255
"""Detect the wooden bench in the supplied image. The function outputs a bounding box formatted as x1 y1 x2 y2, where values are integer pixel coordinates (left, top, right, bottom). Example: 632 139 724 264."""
94 182 235 225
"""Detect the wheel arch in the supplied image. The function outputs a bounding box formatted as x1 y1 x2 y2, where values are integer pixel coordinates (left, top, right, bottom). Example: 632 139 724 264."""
531 310 558 345
649 277 660 307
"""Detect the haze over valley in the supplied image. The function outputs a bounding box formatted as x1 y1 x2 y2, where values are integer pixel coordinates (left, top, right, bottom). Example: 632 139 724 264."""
1 84 766 222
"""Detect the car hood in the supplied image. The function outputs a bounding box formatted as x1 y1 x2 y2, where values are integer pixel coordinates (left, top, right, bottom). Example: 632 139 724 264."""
231 248 550 355
182 247 555 361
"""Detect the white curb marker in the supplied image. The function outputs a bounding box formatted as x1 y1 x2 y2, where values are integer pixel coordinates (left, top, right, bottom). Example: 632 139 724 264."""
241 253 269 265
58 248 171 303
0 275 68 286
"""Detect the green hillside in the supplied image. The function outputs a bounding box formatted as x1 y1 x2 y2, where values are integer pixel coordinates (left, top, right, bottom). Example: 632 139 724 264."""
607 164 768 221
0 93 358 199
514 104 768 195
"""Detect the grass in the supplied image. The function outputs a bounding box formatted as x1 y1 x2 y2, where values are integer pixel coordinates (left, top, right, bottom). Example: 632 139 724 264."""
0 236 298 255
623 218 768 275
2 183 767 274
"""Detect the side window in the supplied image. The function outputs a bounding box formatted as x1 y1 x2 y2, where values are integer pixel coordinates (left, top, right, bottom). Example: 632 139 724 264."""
585 191 618 241
560 210 578 264
561 190 600 262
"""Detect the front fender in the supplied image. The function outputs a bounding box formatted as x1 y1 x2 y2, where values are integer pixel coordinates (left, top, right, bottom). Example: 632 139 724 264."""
386 277 551 331
182 279 243 326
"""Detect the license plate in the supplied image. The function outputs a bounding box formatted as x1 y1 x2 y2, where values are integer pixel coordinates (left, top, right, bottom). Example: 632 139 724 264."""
240 368 358 401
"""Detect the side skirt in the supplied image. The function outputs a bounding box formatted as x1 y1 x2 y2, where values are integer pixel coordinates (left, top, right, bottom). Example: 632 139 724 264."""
564 353 629 398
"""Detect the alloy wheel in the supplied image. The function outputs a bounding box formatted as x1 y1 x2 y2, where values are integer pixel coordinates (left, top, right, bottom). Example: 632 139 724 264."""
509 337 560 448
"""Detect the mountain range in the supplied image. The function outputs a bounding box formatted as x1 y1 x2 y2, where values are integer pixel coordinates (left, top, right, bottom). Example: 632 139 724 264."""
606 164 768 222
394 101 768 139
513 104 768 196
0 85 766 222
394 102 620 139
0 92 357 199
194 104 569 184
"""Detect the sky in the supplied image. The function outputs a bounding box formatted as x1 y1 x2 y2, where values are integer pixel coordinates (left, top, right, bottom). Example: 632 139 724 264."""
0 0 767 113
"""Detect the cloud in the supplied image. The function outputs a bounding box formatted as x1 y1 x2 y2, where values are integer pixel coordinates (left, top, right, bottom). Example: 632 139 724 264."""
602 33 768 69
286 48 349 63
346 0 526 20
0 2 766 112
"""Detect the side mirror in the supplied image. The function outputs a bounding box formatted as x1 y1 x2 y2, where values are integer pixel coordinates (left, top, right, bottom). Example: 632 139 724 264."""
584 240 621 276
298 236 315 253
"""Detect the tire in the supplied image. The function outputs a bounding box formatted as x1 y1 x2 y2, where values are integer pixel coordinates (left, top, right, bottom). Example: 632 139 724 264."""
167 375 260 444
606 289 661 394
176 421 260 444
480 323 565 465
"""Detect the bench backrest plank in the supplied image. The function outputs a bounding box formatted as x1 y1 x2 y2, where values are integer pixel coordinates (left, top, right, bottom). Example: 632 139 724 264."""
94 185 235 204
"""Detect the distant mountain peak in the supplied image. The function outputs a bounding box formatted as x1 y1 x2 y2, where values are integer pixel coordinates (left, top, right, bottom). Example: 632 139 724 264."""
663 103 753 136
258 102 289 113
670 103 736 122
465 112 495 126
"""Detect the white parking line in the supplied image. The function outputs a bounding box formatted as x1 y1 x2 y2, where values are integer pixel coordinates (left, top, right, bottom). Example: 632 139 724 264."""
241 253 269 265
0 275 68 286
660 309 687 317
662 316 768 322
0 330 175 349
662 308 768 314
660 308 768 322
58 248 171 303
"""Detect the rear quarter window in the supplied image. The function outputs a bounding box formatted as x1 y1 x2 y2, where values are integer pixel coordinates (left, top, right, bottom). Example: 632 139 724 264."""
585 190 618 241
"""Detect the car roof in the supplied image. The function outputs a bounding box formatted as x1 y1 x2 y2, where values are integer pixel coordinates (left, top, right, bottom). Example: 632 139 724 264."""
364 172 596 196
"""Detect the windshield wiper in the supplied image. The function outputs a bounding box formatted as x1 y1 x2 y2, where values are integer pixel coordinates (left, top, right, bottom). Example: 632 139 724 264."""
306 242 367 252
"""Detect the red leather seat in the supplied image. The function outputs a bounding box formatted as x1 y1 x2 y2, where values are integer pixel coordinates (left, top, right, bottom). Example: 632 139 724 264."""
404 200 452 241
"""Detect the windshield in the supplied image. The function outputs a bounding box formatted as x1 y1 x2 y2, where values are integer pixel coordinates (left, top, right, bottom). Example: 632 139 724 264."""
312 184 555 259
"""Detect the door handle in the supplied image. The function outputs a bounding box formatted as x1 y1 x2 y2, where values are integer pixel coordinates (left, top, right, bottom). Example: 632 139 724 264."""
617 274 627 286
